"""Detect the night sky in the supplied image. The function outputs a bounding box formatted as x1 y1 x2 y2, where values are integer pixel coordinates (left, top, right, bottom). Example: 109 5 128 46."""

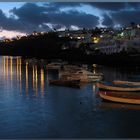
0 2 140 38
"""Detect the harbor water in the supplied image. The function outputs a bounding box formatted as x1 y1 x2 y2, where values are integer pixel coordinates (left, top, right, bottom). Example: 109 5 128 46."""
0 56 140 138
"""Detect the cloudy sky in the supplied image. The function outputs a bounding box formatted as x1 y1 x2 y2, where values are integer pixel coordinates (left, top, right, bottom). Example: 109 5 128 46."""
0 2 140 38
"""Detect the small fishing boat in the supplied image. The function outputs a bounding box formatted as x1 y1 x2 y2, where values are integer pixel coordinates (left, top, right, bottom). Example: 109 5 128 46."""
49 79 81 88
99 91 140 104
96 82 140 92
113 80 140 86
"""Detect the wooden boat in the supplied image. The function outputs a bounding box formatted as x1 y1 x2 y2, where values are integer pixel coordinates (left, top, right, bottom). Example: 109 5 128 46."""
99 91 140 104
96 82 140 92
49 79 81 88
113 80 140 86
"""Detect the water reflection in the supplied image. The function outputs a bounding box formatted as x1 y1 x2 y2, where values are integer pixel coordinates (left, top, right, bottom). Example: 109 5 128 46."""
32 65 38 96
2 56 104 98
10 57 13 81
3 56 47 97
4 56 8 80
3 56 140 102
26 62 28 95
97 101 140 110
1 56 140 138
3 56 5 79
40 68 44 97
92 84 96 93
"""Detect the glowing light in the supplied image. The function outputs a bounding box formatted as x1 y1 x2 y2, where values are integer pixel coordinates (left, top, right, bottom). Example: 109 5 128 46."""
77 36 81 39
6 57 8 79
120 32 124 37
32 65 38 96
16 58 19 81
3 57 5 79
10 57 13 81
93 37 100 44
32 65 35 91
93 64 97 68
40 68 44 97
93 69 96 74
35 66 38 96
137 24 140 28
93 84 96 92
19 58 22 93
26 62 28 95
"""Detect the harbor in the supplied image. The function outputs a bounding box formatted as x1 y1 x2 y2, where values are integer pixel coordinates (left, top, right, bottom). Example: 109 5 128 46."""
0 56 140 138
0 2 140 139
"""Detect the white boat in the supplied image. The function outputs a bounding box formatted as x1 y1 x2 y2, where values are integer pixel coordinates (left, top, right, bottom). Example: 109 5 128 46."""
59 69 103 83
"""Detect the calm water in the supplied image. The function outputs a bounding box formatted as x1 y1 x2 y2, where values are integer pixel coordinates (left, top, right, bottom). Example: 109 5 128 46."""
0 56 140 138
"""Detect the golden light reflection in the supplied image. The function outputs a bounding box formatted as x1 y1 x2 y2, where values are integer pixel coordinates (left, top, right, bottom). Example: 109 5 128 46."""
32 65 38 96
35 66 38 96
19 58 22 93
40 68 44 97
3 57 47 97
3 57 5 80
93 68 96 74
26 62 28 96
10 57 13 81
16 58 19 81
93 84 96 93
6 57 9 79
3 57 9 80
32 65 35 91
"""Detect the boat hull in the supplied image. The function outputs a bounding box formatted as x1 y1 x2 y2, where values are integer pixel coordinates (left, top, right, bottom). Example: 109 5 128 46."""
99 91 140 104
113 80 140 86
96 82 140 92
49 79 81 88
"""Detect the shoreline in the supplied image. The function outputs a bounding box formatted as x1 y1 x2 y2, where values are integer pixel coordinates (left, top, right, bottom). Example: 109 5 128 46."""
1 52 140 66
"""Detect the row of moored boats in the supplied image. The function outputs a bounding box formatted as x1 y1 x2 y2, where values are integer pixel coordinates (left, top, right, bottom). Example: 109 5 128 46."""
96 80 140 105
49 64 103 88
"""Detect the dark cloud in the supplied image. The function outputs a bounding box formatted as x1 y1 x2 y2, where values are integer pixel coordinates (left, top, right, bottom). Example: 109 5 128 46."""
102 14 114 27
86 2 126 11
110 10 140 27
10 3 99 32
47 10 99 28
11 3 50 25
0 6 50 33
126 3 140 9
0 3 99 33
46 2 82 8
86 2 140 11
0 9 25 31
0 2 140 34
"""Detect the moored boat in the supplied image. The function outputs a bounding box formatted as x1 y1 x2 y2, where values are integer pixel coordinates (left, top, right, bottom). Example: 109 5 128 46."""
96 82 140 92
46 62 61 69
113 80 140 86
49 79 81 88
59 69 103 83
99 91 140 104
